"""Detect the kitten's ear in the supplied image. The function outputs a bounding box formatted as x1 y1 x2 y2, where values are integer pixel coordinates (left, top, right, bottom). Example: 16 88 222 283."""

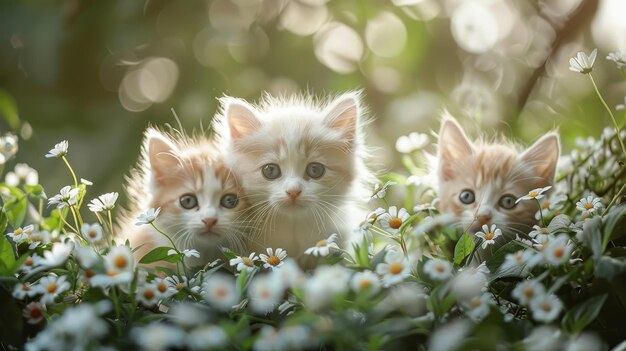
438 115 474 181
222 98 262 139
145 129 180 179
324 93 359 141
521 132 560 185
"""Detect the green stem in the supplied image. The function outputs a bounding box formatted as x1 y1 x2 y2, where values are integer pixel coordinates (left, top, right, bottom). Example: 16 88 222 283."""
588 73 626 161
61 156 78 187
110 288 123 337
107 210 115 239
149 222 190 278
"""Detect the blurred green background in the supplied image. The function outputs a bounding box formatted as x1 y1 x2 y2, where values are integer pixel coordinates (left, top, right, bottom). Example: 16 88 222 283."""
1 0 625 201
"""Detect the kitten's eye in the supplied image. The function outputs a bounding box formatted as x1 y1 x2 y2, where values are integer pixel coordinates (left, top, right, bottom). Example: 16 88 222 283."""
306 162 326 179
459 189 475 204
261 163 281 180
220 194 239 209
179 194 198 209
499 195 518 209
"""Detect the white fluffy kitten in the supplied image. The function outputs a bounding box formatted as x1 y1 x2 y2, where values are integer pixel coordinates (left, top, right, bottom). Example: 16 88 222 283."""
214 92 370 266
117 128 248 267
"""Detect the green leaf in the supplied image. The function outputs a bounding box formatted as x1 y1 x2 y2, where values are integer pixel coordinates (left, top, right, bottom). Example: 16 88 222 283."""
581 216 603 259
0 209 7 234
486 241 526 279
0 88 20 130
0 235 16 275
453 232 475 265
602 205 626 251
3 196 27 229
155 266 177 277
139 246 178 264
236 268 251 293
24 184 46 198
562 294 608 334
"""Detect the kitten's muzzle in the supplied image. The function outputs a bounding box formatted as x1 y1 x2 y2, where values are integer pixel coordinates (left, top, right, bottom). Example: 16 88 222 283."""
202 217 218 231
476 213 492 225
286 189 302 202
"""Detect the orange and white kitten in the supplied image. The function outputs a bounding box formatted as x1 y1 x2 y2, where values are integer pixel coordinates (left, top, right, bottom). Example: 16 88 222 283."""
214 92 370 265
118 128 248 267
437 115 560 261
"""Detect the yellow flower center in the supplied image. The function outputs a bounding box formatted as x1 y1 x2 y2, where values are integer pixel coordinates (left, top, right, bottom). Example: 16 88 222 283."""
14 228 23 235
484 232 494 240
389 262 404 275
389 217 403 229
176 283 184 290
584 203 594 210
359 280 372 290
22 283 30 291
541 201 551 209
85 269 95 278
267 256 281 266
143 289 155 300
523 287 534 299
114 256 128 269
540 228 549 234
242 257 254 267
47 283 58 293
435 264 445 273
540 303 552 312
215 287 228 298
157 283 168 293
30 307 42 318
25 258 34 266
529 191 539 198
553 247 564 258
88 229 98 238
316 239 328 248
469 297 481 308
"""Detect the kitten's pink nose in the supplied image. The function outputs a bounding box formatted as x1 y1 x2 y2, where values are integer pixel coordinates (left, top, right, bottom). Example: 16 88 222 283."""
286 189 302 201
202 217 218 230
477 213 492 225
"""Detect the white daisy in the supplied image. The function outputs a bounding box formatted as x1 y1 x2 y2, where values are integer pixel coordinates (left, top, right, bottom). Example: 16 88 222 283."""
304 233 340 257
499 250 534 273
138 283 162 308
73 244 99 269
606 52 626 68
39 242 73 268
12 282 38 299
376 250 411 287
543 234 572 266
45 140 69 158
135 208 161 225
535 194 568 220
575 196 603 215
23 302 46 324
27 229 51 249
104 245 134 275
530 293 563 323
462 293 495 322
259 248 288 270
0 133 18 164
87 192 119 212
450 263 490 300
47 185 80 209
188 325 228 350
617 96 626 111
5 163 39 187
395 132 429 153
165 275 189 292
20 254 43 274
202 273 239 312
370 181 397 201
304 265 351 311
475 224 502 249
229 252 259 273
36 274 71 305
516 186 552 204
152 277 177 299
378 206 410 233
248 274 284 314
511 279 546 306
167 249 201 258
350 270 381 297
529 225 550 242
569 48 597 74
81 223 103 243
423 258 453 281
131 323 186 351
271 258 305 289
6 225 33 244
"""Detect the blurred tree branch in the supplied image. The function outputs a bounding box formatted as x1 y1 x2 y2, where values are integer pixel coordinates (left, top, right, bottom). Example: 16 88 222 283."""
516 0 599 114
